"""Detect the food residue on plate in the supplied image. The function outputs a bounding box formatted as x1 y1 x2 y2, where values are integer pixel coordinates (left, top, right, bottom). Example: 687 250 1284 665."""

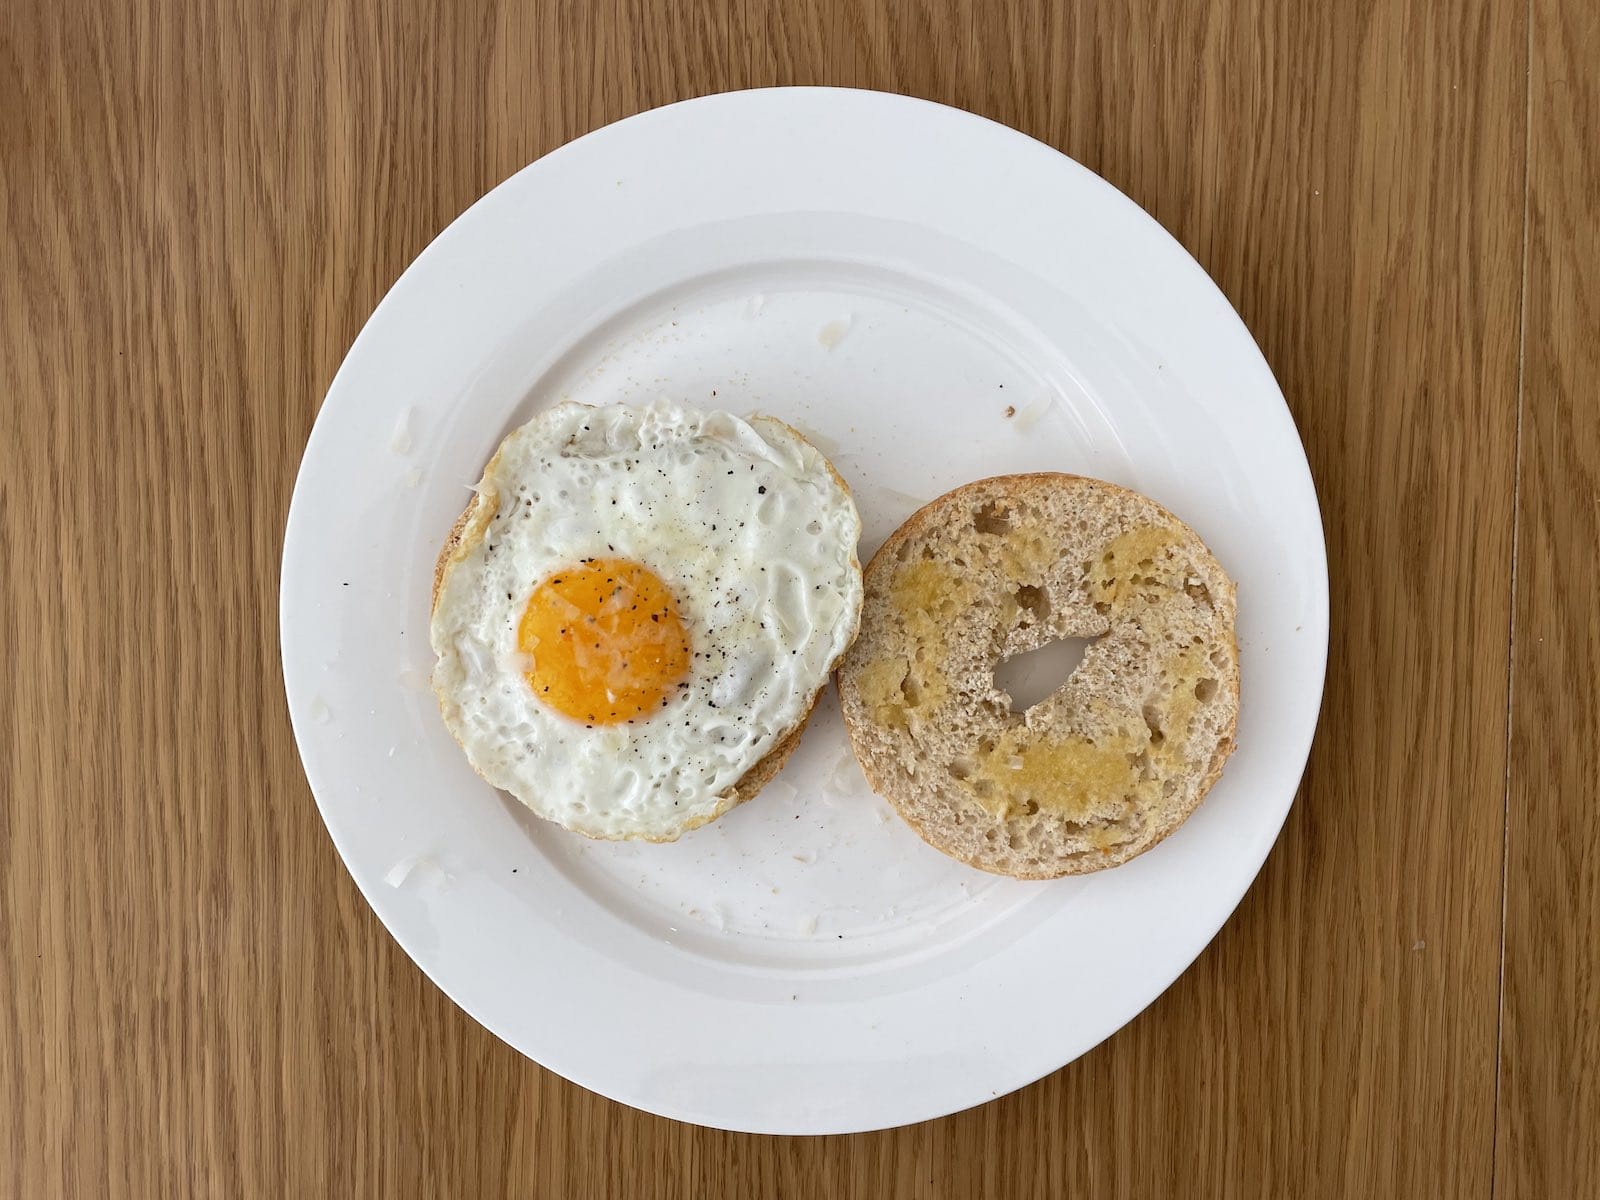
817 316 852 349
825 745 863 797
1011 394 1056 431
763 779 798 806
390 408 414 455
384 855 449 890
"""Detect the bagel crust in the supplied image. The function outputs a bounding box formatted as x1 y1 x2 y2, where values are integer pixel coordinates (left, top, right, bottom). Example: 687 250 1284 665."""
836 474 1239 879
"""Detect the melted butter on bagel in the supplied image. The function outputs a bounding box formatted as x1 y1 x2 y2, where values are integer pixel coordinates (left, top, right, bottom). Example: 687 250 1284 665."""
837 474 1239 879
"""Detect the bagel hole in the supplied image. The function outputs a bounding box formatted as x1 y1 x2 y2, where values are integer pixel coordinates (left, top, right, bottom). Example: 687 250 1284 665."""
973 501 1012 535
1185 580 1213 606
1195 677 1218 703
947 757 975 781
1021 798 1039 816
994 634 1098 714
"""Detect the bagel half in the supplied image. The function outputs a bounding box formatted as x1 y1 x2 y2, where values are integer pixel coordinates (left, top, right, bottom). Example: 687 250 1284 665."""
836 474 1239 878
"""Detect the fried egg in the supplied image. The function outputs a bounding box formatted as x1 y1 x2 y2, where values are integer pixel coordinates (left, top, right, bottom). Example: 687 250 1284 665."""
429 400 863 840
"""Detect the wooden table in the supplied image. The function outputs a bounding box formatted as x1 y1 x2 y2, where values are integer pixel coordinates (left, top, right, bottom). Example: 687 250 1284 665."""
5 0 1596 1194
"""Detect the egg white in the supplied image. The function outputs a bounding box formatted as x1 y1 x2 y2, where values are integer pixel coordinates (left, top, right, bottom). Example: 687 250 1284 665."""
430 400 863 840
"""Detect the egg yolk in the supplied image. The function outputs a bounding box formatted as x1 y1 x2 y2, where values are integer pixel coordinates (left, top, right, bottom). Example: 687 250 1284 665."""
518 558 691 725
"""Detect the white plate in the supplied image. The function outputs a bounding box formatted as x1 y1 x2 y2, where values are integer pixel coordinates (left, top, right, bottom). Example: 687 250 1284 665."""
281 88 1327 1134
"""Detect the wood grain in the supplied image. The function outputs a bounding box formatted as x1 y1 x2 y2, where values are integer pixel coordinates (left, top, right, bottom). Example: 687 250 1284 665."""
1496 0 1600 1194
0 0 1572 1193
